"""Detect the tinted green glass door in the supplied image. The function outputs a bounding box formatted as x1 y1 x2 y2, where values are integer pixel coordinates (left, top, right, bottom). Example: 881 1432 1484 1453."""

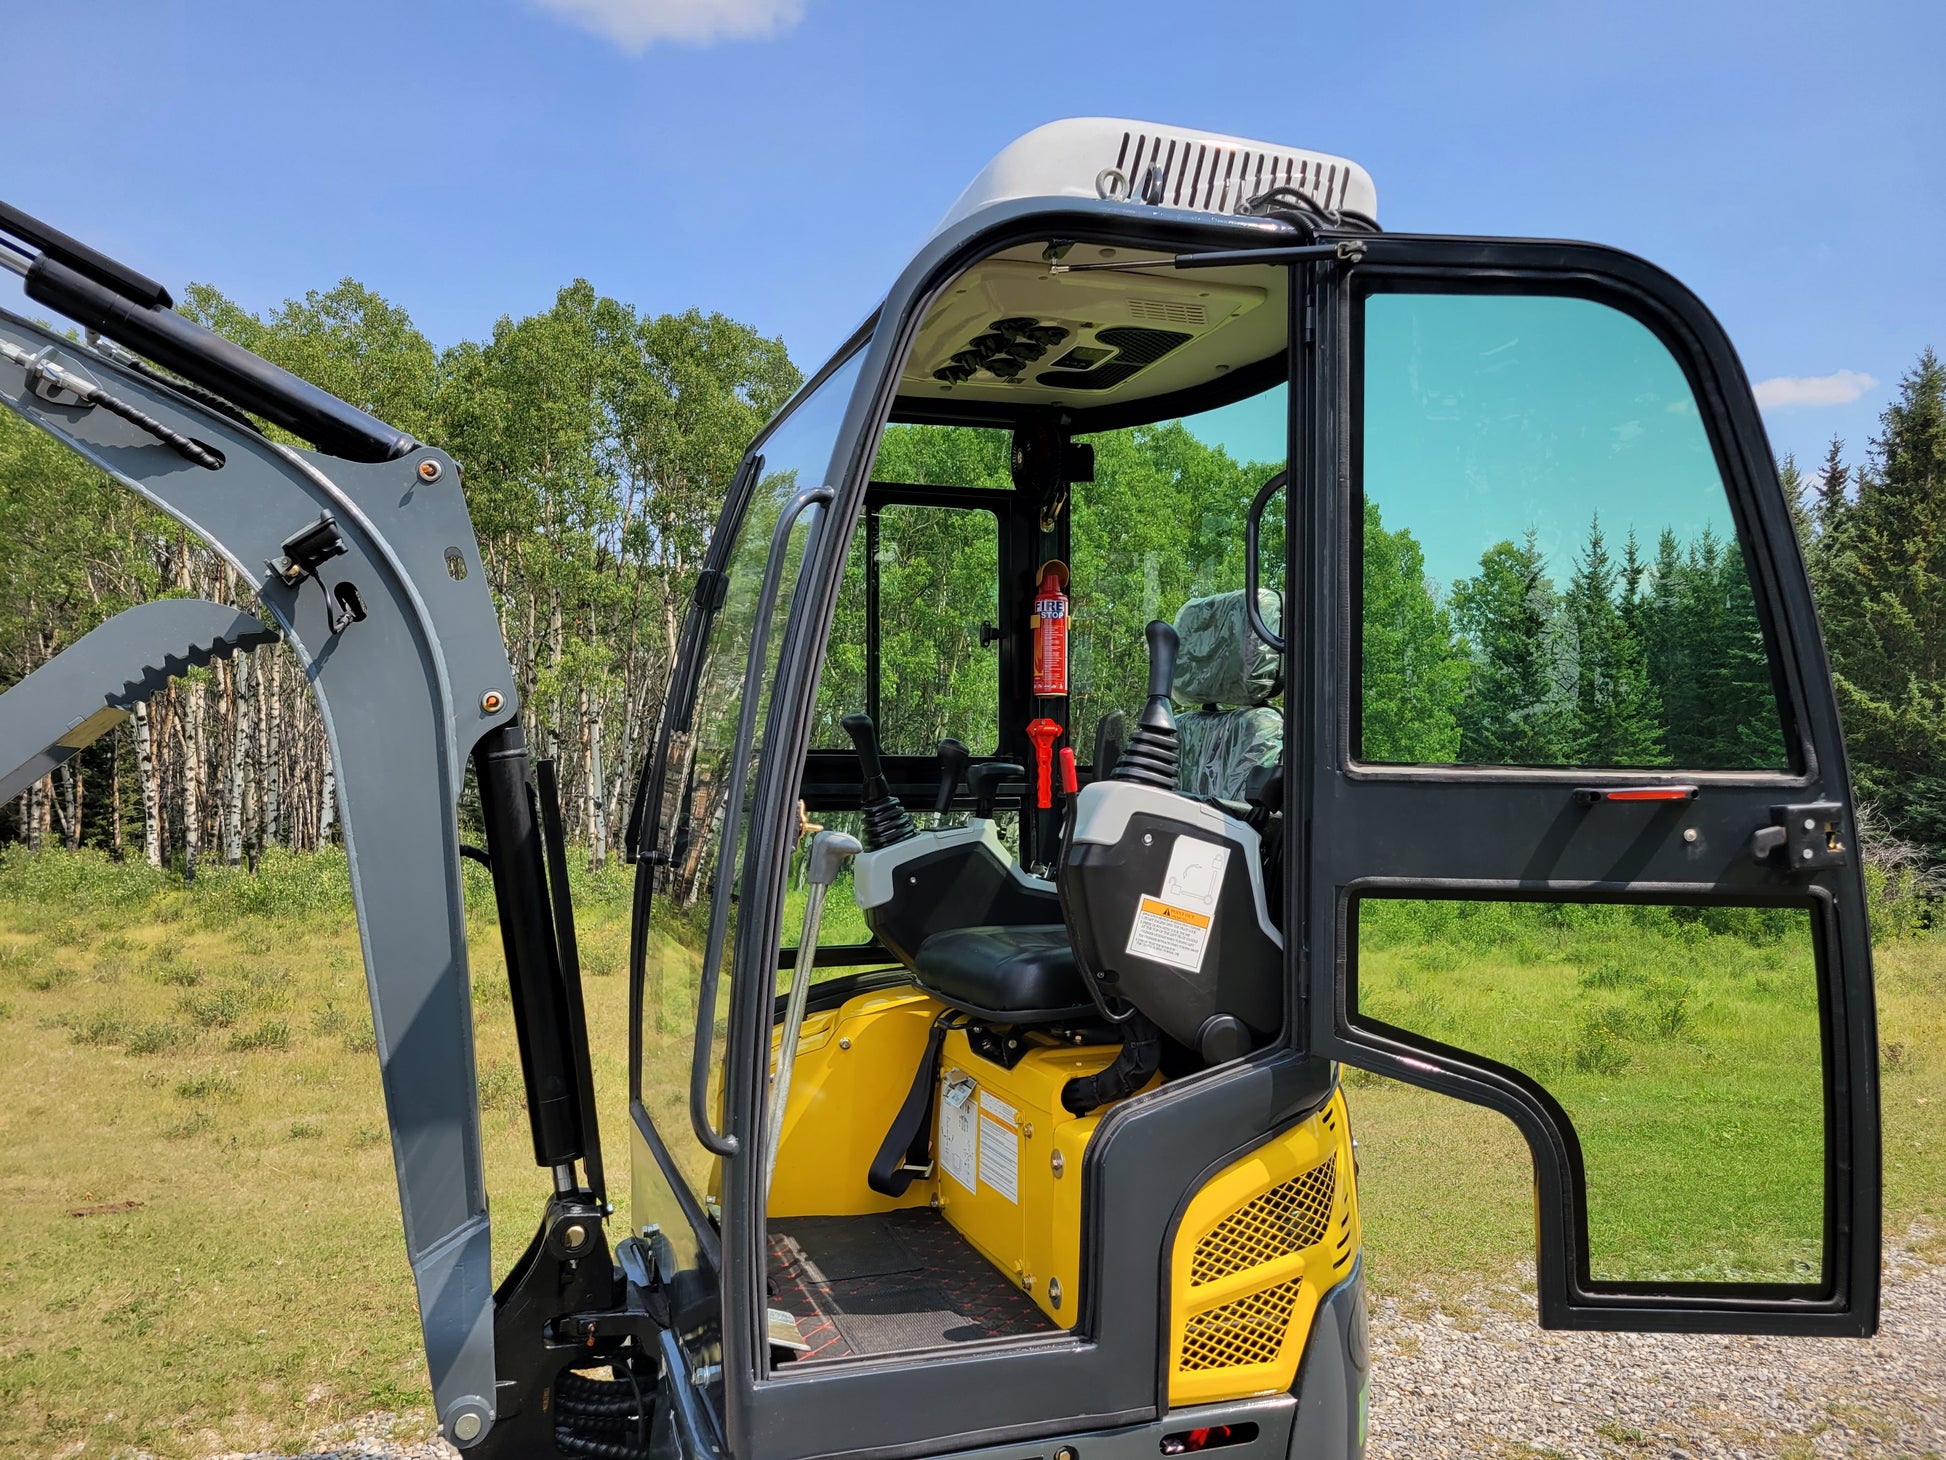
1303 238 1880 1333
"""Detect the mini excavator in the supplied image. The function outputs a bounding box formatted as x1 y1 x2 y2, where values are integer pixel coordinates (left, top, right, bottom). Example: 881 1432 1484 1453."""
0 119 1882 1460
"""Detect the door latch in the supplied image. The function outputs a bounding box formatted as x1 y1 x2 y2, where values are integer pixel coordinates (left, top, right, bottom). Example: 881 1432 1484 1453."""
1751 802 1848 870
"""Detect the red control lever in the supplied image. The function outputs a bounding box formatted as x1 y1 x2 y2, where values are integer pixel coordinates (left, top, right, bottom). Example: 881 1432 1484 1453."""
1058 746 1078 796
1026 717 1062 810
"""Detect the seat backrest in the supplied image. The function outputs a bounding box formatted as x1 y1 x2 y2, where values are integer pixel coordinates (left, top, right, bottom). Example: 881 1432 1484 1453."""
1171 590 1283 800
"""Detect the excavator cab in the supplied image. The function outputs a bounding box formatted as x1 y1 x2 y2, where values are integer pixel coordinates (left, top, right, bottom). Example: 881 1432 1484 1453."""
0 117 1882 1460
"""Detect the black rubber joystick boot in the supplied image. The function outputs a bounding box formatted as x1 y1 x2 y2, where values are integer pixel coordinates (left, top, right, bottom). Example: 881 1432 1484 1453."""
842 713 917 850
1113 620 1182 790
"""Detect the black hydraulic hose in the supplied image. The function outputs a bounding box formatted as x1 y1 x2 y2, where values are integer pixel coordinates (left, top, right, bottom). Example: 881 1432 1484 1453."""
473 720 585 1172
1061 1011 1161 1115
23 255 416 463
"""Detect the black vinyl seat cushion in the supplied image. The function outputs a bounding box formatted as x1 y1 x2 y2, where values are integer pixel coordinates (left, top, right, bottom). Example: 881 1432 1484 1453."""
911 924 1095 1022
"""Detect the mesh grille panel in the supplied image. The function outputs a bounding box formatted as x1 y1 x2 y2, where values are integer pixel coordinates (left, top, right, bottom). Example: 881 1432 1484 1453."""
1178 1281 1303 1370
1190 1154 1336 1285
1093 325 1192 366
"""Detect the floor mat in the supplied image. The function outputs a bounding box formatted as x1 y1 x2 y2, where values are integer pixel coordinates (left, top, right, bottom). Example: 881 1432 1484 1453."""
771 1215 922 1283
770 1208 1056 1361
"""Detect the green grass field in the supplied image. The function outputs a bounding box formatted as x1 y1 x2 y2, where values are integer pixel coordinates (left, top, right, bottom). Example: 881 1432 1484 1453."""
0 851 1939 1457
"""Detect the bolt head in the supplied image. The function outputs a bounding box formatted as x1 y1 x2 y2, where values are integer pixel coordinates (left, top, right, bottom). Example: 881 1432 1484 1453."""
418 458 444 483
838 1037 852 1050
452 1412 483 1443
1682 828 1698 843
480 690 505 714
563 1222 588 1250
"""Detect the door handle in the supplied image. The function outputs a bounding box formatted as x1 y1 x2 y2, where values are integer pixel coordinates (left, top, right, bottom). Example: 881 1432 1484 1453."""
689 484 834 1159
1751 801 1849 870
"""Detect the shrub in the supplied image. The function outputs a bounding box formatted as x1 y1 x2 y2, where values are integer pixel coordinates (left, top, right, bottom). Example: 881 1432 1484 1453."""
1571 1006 1635 1074
124 1021 188 1055
182 988 247 1028
175 1073 240 1101
228 1020 292 1053
70 1010 130 1047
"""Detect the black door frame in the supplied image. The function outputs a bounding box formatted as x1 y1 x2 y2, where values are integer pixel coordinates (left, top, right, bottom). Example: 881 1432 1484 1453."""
1298 235 1881 1335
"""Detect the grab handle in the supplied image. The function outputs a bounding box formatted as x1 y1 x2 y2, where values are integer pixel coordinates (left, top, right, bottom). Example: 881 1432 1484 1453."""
1244 470 1286 653
689 484 834 1158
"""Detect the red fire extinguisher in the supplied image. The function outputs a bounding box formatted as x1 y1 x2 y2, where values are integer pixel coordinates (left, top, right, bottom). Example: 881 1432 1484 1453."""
1032 560 1070 697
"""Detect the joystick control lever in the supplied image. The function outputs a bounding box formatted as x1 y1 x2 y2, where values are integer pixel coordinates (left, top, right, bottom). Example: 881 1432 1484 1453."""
842 713 916 850
967 761 1023 822
933 737 971 820
1113 620 1182 789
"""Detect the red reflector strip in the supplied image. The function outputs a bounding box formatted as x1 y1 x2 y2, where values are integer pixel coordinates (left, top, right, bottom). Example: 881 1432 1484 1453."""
1578 785 1699 803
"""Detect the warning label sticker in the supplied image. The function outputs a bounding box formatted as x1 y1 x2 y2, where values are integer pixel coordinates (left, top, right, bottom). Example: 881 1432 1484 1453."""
1125 834 1229 973
977 1092 1020 1204
939 1076 979 1193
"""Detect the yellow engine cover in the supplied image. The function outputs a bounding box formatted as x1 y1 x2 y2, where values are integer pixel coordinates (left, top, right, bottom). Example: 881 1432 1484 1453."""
932 1029 1149 1328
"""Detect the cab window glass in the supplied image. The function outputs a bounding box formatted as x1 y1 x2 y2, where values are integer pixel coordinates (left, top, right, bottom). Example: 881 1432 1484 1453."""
1355 896 1826 1284
1071 382 1287 765
814 500 1002 756
641 353 862 1202
1357 292 1790 770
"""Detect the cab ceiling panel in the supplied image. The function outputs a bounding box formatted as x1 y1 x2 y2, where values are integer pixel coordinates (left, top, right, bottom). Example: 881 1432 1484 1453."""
900 254 1286 413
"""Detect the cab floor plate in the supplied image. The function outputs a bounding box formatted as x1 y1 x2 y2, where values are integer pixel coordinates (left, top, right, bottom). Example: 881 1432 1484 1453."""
770 1209 1054 1361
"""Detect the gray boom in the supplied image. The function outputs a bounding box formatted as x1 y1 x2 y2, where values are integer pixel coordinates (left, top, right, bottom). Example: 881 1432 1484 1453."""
0 306 520 1447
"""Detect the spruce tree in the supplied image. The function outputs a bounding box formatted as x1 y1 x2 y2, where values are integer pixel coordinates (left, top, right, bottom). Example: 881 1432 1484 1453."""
1817 349 1946 855
1816 437 1850 533
1450 533 1575 764
1565 517 1668 765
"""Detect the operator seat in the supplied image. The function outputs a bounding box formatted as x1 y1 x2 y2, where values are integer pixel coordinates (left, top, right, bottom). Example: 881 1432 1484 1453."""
840 714 1093 1022
1172 589 1283 800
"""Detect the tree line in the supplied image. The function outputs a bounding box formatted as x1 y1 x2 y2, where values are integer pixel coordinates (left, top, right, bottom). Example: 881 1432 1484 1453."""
0 278 798 872
1360 348 1946 866
3 261 1942 877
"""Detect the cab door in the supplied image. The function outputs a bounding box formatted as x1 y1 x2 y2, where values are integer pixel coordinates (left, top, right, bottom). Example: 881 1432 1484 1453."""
1300 237 1879 1332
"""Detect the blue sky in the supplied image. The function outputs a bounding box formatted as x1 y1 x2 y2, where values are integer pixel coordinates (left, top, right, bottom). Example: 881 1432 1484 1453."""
6 0 1939 488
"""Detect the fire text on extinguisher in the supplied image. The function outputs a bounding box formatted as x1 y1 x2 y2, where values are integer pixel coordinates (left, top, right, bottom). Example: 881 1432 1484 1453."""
1032 560 1069 697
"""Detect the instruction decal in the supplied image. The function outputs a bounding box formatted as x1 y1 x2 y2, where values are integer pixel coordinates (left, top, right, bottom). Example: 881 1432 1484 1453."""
939 1072 979 1193
977 1091 1020 1204
1125 834 1229 973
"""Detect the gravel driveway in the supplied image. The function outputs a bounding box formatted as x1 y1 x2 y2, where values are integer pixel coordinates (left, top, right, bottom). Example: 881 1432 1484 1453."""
240 1232 1944 1460
1369 1231 1944 1459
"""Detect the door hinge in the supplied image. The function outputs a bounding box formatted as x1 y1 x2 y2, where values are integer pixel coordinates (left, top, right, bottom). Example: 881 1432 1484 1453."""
1751 802 1848 870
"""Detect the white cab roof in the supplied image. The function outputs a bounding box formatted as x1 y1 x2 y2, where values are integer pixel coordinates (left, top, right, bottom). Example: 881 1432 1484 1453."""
935 118 1378 238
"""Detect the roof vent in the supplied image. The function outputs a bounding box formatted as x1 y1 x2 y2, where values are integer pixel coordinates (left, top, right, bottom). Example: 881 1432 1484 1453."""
1128 298 1209 328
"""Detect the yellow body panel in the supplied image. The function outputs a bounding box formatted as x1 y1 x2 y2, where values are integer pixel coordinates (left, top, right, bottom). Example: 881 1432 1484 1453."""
1166 1088 1361 1406
932 1028 1154 1328
766 986 944 1218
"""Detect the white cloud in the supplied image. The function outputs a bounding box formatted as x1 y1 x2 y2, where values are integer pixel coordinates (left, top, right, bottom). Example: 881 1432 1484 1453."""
1752 369 1877 410
532 0 804 50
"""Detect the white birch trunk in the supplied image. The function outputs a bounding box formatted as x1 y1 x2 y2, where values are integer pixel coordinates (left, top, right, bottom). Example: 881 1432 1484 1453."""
263 653 282 848
224 654 251 865
584 693 606 870
133 699 161 869
184 682 205 879
318 745 337 846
